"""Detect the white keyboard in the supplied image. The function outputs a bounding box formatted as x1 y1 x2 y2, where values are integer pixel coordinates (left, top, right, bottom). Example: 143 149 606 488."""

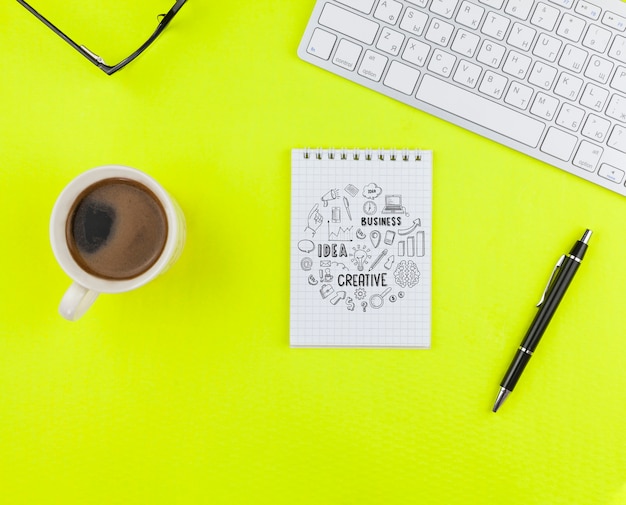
298 0 626 197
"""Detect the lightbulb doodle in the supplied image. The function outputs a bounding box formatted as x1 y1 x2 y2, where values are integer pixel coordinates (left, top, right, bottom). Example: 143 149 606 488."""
300 182 426 312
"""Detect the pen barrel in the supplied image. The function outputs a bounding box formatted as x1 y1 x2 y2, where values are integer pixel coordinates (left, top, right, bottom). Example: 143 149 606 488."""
499 255 582 393
523 256 581 352
500 349 532 391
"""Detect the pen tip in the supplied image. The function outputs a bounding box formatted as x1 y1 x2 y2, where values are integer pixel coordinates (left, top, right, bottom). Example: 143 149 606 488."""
492 388 510 413
581 229 592 244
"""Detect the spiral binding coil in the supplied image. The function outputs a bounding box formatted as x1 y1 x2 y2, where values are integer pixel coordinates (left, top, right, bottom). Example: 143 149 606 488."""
302 148 422 162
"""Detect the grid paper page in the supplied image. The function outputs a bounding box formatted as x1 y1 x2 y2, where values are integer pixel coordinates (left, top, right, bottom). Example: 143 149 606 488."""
290 148 432 348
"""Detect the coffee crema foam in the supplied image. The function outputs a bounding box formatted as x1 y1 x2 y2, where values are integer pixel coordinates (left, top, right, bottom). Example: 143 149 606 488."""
66 178 168 280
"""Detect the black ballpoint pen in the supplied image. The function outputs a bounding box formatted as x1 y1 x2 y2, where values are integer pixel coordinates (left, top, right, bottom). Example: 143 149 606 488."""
492 229 592 412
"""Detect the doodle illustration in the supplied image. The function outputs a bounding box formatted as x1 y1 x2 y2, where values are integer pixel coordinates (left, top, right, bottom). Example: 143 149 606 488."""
369 287 392 309
363 200 377 215
398 218 421 235
368 249 388 271
305 204 323 236
363 183 382 200
300 179 425 313
394 261 420 288
416 231 425 257
381 194 406 215
344 184 359 197
321 189 339 207
298 240 315 253
343 196 352 220
384 230 396 245
351 245 371 271
384 255 395 270
328 222 353 241
330 291 346 305
320 284 334 299
354 287 367 300
370 230 381 248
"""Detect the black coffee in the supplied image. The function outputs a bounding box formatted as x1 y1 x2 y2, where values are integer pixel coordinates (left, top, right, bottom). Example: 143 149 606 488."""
66 178 168 280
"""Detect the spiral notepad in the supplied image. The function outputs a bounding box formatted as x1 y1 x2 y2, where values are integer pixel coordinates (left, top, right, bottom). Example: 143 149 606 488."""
290 148 432 348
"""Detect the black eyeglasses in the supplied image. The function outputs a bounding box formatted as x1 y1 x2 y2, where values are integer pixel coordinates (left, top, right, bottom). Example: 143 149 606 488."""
17 0 188 75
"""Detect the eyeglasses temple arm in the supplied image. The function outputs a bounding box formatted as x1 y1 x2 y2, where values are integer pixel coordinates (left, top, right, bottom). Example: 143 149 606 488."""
104 0 188 75
17 0 109 68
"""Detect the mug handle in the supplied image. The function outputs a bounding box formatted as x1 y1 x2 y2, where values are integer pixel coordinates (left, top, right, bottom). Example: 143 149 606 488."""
59 282 99 321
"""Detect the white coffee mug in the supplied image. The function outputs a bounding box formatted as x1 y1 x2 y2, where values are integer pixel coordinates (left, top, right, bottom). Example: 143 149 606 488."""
50 165 186 321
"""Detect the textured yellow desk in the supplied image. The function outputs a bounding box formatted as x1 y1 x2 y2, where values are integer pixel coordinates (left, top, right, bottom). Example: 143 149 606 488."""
1 1 625 503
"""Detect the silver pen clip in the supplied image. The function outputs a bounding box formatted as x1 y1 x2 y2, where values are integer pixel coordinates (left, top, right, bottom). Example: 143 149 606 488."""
536 255 565 307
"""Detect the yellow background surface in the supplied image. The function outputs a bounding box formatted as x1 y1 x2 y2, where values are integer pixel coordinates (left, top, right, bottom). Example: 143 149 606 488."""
1 1 625 504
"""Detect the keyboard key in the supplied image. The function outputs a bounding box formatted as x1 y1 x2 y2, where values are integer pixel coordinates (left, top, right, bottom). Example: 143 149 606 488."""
541 127 577 160
336 0 377 14
548 0 574 9
417 75 545 147
507 22 537 51
573 141 603 171
607 125 626 152
505 81 534 109
533 33 562 62
559 44 588 73
425 18 455 46
377 27 405 55
575 1 601 20
505 0 534 20
582 24 612 52
580 82 609 110
502 50 532 78
453 59 482 87
530 91 560 118
531 3 560 31
307 28 337 60
384 60 421 94
358 49 389 81
606 94 626 122
374 0 403 24
528 61 558 88
602 12 626 31
407 0 428 7
479 0 505 9
319 3 379 45
428 48 456 76
402 38 431 66
582 114 611 141
456 1 485 29
556 103 585 130
430 0 460 19
554 72 584 99
477 40 506 67
584 55 614 83
608 36 626 64
333 39 363 70
556 13 587 42
598 163 625 183
479 70 508 98
400 8 429 36
482 12 511 40
451 29 481 57
610 66 626 93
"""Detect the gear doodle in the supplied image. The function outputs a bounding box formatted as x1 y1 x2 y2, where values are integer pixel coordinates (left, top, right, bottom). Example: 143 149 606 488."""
393 260 420 288
354 287 367 300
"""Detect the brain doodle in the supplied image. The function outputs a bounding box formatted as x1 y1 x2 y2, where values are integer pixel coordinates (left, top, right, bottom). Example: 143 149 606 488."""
393 260 420 288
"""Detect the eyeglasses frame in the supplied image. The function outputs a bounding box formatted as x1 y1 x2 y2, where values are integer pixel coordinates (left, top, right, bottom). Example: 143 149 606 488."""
17 0 188 75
